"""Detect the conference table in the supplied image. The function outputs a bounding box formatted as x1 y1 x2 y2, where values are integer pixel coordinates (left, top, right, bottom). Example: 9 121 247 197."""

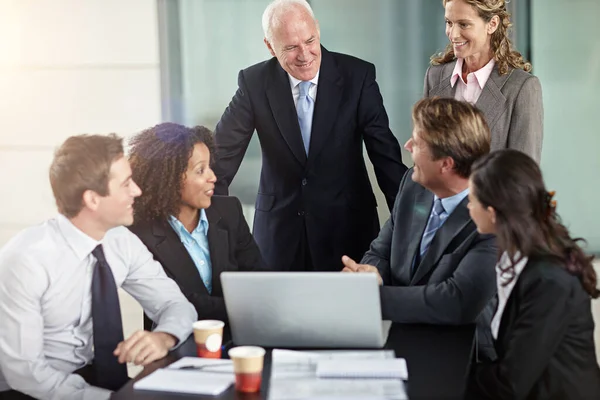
112 323 475 400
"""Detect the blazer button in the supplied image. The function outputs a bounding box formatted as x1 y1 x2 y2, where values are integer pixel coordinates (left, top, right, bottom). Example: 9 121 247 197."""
301 178 307 186
298 211 305 216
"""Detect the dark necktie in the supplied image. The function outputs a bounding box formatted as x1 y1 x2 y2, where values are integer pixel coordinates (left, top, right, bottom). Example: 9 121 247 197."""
91 244 128 390
413 199 446 273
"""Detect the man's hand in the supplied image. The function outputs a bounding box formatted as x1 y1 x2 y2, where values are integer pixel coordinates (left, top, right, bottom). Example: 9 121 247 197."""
341 255 383 286
114 330 177 366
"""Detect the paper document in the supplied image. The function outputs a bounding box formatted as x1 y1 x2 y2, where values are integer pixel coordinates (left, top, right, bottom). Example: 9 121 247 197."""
316 359 408 380
167 356 234 373
269 349 408 399
269 378 408 400
133 368 234 395
271 349 396 379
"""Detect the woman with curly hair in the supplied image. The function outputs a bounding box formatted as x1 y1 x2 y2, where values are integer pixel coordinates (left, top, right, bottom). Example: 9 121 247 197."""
424 0 543 162
466 149 600 399
128 123 266 330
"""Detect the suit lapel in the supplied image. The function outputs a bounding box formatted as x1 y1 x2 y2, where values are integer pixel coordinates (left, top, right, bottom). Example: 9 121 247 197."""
429 61 456 98
152 219 208 297
205 206 229 296
307 47 344 165
475 66 510 137
266 62 307 166
410 197 471 285
400 187 433 284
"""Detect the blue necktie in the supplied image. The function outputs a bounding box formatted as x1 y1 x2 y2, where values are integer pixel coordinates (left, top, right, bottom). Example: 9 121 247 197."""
91 245 129 390
419 199 446 259
296 81 314 154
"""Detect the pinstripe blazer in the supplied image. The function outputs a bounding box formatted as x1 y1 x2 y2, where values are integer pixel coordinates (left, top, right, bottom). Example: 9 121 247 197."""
424 60 543 163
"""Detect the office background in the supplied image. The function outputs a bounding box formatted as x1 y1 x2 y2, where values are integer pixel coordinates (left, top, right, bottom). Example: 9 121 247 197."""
0 0 598 374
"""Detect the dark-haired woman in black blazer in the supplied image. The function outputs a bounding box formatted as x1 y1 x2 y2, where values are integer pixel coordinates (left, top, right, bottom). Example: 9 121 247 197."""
466 149 600 400
127 123 266 332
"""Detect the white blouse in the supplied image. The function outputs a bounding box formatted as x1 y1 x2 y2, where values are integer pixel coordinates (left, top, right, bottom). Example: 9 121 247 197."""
491 252 529 339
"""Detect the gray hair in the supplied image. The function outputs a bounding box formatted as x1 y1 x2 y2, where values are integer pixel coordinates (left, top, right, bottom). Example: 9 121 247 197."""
262 0 316 43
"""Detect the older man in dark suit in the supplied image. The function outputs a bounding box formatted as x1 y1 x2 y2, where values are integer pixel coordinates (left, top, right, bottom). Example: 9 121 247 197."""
343 97 498 360
213 0 407 272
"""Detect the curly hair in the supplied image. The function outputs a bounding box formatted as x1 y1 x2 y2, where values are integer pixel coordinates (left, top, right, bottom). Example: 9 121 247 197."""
431 0 532 75
129 123 215 223
471 149 599 298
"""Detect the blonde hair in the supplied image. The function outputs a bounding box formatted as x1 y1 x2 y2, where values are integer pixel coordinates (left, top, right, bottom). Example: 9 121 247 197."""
412 97 491 178
49 134 124 218
431 0 531 75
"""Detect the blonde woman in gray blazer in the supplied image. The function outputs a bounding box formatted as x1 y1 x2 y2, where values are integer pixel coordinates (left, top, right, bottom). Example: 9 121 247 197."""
424 0 543 162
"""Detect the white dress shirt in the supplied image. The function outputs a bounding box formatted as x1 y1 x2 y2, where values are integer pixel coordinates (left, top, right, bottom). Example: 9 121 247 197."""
0 214 197 399
491 252 528 339
288 70 320 107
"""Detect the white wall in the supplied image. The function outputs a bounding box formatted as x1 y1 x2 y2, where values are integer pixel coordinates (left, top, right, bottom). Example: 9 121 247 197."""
0 0 162 248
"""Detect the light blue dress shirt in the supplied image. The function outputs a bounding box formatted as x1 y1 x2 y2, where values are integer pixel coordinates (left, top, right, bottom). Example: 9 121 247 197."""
169 210 213 294
432 188 470 227
427 188 470 231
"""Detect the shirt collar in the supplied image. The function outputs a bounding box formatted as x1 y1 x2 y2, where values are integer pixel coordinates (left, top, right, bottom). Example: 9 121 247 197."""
433 187 469 216
56 213 100 261
288 70 320 92
169 209 209 239
450 58 495 89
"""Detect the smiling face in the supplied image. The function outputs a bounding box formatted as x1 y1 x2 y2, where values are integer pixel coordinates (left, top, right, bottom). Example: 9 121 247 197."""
444 0 498 66
264 6 321 81
404 128 447 191
180 143 216 213
95 156 142 229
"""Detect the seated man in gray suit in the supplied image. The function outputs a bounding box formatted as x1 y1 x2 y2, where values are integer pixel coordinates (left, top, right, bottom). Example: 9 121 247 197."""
343 97 497 359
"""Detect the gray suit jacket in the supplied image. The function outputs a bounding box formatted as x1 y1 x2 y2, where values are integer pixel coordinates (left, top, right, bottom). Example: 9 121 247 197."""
424 61 543 162
362 170 498 358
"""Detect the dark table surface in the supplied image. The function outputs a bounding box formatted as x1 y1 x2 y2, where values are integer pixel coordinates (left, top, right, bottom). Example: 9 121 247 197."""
112 323 475 400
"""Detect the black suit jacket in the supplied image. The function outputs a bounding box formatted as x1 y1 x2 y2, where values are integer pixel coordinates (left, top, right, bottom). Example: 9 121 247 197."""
213 46 407 271
362 169 498 358
128 196 266 330
469 256 600 400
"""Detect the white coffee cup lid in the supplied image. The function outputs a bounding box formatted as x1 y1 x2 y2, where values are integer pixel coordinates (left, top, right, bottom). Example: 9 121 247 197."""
193 320 225 330
228 346 266 358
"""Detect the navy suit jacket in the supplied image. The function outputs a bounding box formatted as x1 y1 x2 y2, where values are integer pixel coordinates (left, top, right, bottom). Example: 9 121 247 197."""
213 46 407 271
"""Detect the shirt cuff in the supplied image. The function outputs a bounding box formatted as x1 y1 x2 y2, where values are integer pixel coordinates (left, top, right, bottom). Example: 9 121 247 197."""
153 325 191 350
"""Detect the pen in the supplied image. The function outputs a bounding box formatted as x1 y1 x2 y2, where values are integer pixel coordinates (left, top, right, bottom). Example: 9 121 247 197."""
221 340 233 351
177 363 232 372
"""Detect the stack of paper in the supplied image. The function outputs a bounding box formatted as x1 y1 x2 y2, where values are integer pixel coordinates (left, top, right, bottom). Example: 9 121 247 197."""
269 349 408 400
133 357 234 395
316 359 408 379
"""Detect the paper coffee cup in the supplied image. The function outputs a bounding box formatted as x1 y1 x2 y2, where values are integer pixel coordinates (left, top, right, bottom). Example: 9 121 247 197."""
228 346 265 393
193 320 224 358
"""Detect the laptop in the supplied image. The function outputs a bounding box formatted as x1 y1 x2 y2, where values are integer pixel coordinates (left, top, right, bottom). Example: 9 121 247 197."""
220 272 390 348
